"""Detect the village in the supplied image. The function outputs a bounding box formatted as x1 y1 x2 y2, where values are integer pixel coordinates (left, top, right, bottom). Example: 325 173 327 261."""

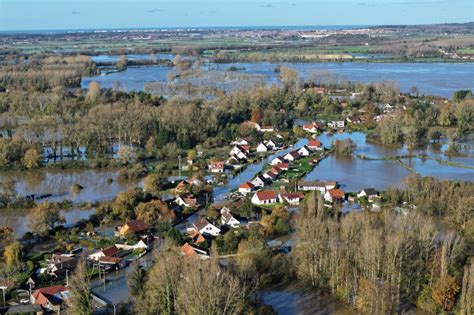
0 110 396 314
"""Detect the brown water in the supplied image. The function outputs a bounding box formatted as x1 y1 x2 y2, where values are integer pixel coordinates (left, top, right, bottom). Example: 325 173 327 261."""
0 168 143 203
260 281 356 315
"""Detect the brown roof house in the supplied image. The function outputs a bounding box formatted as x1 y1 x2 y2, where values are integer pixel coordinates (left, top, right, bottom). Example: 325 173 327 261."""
118 220 150 237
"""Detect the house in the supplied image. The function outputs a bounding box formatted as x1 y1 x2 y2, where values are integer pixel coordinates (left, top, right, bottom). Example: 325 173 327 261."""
174 181 188 193
48 254 78 278
303 123 318 133
181 242 209 259
220 207 241 228
297 180 327 193
346 115 362 124
324 181 338 190
307 140 323 151
328 121 345 129
209 161 226 173
251 175 269 188
324 189 345 203
230 145 249 157
238 182 255 195
231 139 249 146
270 156 285 166
175 193 199 208
275 163 289 171
118 220 150 237
88 245 120 261
260 126 275 132
187 176 204 187
256 142 268 153
281 192 305 206
265 139 278 150
263 171 277 181
313 87 326 95
270 166 283 176
32 285 69 312
251 190 279 205
191 232 207 245
297 145 311 157
357 188 379 201
284 150 300 162
193 218 221 237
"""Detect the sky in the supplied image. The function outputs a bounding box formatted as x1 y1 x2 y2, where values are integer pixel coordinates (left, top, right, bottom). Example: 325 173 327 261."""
0 0 472 31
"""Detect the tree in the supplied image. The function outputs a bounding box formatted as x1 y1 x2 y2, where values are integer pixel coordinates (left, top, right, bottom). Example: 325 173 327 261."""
176 257 246 315
117 145 137 165
432 275 460 312
86 81 100 102
279 67 300 91
68 259 93 315
187 149 196 163
135 249 182 315
116 55 128 70
143 173 164 194
27 202 65 236
128 265 147 300
145 136 157 158
3 241 21 269
22 148 41 169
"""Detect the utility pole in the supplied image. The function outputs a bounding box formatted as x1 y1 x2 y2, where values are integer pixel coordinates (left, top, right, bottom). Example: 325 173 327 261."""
65 269 69 287
0 286 7 307
178 154 182 177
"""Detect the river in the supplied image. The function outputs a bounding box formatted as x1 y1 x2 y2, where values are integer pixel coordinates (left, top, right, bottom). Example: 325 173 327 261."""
83 54 474 98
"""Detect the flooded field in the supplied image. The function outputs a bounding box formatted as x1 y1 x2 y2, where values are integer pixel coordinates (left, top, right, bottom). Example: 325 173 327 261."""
83 56 474 98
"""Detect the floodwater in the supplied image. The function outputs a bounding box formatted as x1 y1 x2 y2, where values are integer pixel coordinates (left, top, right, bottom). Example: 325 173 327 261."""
82 56 474 98
0 169 142 203
260 281 357 315
0 207 96 238
305 132 474 192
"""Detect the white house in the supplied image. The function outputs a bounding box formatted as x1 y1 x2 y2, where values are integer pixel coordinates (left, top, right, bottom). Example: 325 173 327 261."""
230 145 249 156
265 139 277 150
239 182 255 195
297 180 327 193
220 207 241 228
256 142 268 153
270 156 285 166
263 171 277 181
284 150 300 162
357 188 379 201
297 145 311 157
251 175 267 188
324 181 338 190
281 192 305 206
307 140 323 151
303 123 318 133
209 161 225 173
88 246 120 261
260 126 275 132
324 189 345 203
231 139 249 146
328 121 345 129
193 218 221 237
251 190 279 205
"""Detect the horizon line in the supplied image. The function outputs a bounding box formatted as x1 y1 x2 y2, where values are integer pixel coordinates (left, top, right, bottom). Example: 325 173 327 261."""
1 22 472 34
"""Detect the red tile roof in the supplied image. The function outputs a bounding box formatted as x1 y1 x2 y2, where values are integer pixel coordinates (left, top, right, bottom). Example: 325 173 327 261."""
308 140 322 147
329 189 345 199
276 163 289 170
255 190 277 201
239 182 254 189
284 192 305 200
99 256 122 264
32 285 67 306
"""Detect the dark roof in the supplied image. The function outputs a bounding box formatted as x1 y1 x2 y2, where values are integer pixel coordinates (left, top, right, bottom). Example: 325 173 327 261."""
102 246 120 257
362 188 378 196
193 218 213 231
298 180 326 188
125 220 150 233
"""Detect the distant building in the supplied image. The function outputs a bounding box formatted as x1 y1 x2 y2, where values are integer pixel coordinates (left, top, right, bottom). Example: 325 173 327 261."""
251 190 279 205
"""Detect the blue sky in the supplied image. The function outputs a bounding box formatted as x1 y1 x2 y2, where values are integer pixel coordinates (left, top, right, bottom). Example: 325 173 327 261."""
0 0 472 31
